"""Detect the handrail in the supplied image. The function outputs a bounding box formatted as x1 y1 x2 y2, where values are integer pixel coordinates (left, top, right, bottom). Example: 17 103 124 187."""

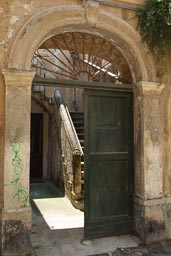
54 89 83 156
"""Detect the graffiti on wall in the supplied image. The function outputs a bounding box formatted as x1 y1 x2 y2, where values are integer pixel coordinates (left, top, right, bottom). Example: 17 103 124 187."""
5 139 29 207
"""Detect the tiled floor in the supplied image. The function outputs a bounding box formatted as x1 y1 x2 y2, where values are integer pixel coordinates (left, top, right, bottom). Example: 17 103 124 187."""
30 182 140 256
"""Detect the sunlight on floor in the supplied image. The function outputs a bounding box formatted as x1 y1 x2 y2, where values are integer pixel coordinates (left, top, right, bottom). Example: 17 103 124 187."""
33 196 84 230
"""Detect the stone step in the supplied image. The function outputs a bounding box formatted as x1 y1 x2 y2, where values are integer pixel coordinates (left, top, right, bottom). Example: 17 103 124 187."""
81 162 84 170
75 127 84 133
81 170 84 179
73 121 84 127
70 111 84 115
78 133 84 140
70 112 84 119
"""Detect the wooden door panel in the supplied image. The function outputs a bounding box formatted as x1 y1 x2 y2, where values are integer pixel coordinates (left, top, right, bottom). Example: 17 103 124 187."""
88 160 130 219
88 95 129 153
84 89 133 239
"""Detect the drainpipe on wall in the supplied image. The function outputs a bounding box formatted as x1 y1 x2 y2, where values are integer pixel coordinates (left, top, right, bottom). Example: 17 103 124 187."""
83 0 141 10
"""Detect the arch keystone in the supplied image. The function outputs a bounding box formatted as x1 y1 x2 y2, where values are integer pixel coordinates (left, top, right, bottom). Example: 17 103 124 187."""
83 0 99 26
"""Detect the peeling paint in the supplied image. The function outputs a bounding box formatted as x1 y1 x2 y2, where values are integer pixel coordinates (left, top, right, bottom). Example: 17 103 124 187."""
7 29 14 39
0 40 7 45
9 0 34 18
23 1 34 15
9 15 19 25
0 6 4 13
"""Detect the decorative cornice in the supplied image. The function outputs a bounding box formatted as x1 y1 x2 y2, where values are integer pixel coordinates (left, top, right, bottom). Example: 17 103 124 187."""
136 81 165 95
2 70 35 86
134 194 171 206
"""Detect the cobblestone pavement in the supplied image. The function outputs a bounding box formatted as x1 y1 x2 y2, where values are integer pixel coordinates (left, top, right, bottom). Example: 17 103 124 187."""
88 241 171 256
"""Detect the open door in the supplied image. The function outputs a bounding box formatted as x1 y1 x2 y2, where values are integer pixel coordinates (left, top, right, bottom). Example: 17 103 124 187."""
84 89 134 239
30 113 43 181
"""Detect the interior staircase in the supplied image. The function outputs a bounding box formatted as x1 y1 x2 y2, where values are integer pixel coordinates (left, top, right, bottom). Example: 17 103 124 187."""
70 112 84 196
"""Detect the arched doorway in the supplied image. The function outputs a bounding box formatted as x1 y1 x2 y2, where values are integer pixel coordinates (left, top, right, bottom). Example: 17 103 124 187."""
30 31 134 238
3 4 163 254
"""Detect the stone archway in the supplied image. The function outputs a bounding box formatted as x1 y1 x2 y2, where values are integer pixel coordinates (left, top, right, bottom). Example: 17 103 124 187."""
7 3 155 82
2 2 165 254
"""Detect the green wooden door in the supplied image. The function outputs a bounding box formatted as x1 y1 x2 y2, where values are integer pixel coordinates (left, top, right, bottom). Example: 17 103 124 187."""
84 89 134 239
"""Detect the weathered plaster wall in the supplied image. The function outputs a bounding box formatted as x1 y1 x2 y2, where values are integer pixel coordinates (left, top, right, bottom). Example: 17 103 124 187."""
0 74 5 210
0 0 80 68
1 70 34 255
160 66 171 198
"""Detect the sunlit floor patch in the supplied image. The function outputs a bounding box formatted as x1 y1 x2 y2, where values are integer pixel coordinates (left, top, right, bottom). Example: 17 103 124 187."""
33 196 84 230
